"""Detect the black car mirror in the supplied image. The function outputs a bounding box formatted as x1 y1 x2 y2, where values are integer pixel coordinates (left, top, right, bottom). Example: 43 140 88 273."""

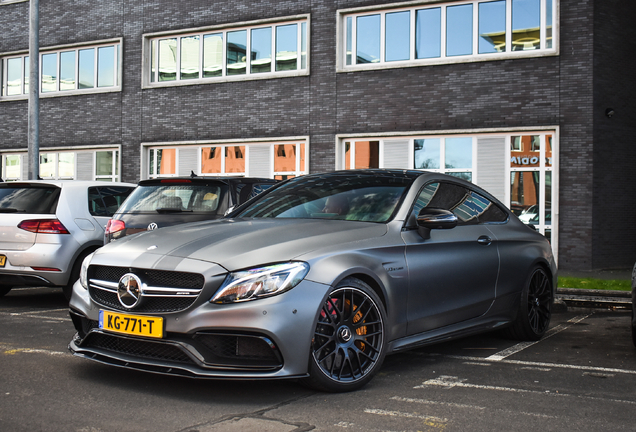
417 208 457 239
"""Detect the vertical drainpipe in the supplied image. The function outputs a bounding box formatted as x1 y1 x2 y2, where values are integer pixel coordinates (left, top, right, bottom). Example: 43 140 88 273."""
28 0 40 180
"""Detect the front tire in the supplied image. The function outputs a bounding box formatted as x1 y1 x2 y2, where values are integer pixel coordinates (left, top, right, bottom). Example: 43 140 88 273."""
503 266 552 341
303 278 387 392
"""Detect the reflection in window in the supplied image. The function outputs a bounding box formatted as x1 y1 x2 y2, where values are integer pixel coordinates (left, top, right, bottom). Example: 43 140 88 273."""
24 56 29 94
342 0 555 69
79 48 95 89
6 57 22 96
356 15 380 63
96 151 116 179
3 155 21 180
512 0 540 51
445 137 472 169
446 4 473 56
227 30 247 76
416 8 441 59
181 36 200 79
386 11 410 62
252 28 272 73
60 51 76 91
414 139 440 169
346 17 353 65
203 34 223 78
201 147 222 174
159 39 178 81
97 46 115 87
479 1 506 54
225 146 246 173
511 135 540 168
149 148 176 176
301 22 307 69
41 53 57 92
276 24 298 71
546 0 553 48
511 171 539 221
58 153 75 178
345 141 380 169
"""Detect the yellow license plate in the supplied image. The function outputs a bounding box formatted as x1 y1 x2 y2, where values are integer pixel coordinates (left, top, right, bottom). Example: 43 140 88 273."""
0 255 5 267
99 310 164 339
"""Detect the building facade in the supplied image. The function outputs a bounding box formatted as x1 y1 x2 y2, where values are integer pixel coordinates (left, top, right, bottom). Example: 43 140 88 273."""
1 0 635 271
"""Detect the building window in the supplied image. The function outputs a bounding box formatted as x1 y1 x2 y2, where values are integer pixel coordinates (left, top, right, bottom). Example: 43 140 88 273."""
339 0 556 71
338 130 557 248
39 152 75 179
1 40 121 99
145 16 309 87
95 150 120 182
145 140 308 180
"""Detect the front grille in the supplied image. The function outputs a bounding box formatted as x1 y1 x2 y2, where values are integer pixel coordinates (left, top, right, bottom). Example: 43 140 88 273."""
91 266 204 289
89 287 197 313
83 332 194 364
88 265 205 313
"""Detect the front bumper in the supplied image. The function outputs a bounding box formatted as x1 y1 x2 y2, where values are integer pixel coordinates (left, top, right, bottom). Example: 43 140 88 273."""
68 278 330 379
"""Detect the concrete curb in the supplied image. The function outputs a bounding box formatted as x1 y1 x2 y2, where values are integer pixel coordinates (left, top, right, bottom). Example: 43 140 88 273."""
555 288 632 311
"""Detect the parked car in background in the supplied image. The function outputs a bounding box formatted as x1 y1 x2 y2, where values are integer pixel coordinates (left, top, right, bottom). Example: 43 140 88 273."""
632 262 636 347
103 176 277 244
0 181 135 299
69 170 556 392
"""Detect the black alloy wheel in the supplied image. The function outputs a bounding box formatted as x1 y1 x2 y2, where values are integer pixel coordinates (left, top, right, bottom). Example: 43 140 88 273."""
504 266 552 341
305 279 386 392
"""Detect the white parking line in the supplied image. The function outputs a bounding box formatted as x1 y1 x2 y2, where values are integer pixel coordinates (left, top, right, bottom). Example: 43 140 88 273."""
485 313 592 361
415 375 636 405
0 343 66 357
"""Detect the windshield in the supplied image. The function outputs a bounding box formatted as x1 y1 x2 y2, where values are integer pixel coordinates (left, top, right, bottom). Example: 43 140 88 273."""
0 185 60 214
118 184 230 215
236 174 413 222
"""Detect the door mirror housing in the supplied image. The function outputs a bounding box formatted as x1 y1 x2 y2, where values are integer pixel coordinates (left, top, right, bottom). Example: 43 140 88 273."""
416 208 458 239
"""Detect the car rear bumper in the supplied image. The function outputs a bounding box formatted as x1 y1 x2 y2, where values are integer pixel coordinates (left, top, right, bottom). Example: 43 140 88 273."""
0 243 74 287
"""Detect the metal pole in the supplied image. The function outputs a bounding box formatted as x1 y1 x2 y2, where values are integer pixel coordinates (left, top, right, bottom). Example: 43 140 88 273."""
27 0 40 180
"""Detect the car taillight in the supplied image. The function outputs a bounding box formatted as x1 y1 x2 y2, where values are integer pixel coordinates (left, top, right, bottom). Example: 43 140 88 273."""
105 219 125 235
18 219 70 234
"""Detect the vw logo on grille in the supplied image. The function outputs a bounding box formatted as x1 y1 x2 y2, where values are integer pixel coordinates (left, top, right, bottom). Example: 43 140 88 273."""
117 273 143 309
147 222 159 231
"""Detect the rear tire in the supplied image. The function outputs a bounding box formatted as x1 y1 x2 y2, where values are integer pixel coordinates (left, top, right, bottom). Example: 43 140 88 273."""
302 278 387 392
63 249 94 301
0 287 12 297
503 266 552 341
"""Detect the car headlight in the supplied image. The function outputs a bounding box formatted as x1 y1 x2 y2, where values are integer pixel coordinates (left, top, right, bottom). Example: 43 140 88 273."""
79 252 95 290
211 262 309 304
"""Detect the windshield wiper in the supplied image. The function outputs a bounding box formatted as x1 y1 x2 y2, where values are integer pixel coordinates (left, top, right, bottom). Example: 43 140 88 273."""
0 208 24 213
155 208 192 213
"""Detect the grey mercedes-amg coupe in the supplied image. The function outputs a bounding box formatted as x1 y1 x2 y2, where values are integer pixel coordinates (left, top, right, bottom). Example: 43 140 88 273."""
69 169 556 392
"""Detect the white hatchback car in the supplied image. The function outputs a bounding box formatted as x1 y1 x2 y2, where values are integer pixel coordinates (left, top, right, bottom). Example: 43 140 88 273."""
0 181 135 299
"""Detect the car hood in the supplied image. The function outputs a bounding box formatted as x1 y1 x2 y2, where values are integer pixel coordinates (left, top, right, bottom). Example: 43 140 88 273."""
96 218 388 271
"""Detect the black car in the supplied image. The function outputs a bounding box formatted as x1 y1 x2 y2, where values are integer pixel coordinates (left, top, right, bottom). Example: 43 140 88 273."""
104 176 276 243
632 262 636 347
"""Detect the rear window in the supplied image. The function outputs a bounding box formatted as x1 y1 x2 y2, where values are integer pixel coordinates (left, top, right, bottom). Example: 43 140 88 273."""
117 184 230 215
0 185 61 214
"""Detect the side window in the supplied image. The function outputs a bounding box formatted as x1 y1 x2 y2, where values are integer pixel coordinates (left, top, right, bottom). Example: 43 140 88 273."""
89 186 134 217
410 182 507 226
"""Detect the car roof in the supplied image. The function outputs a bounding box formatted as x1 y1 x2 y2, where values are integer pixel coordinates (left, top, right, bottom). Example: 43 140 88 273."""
0 180 136 188
137 177 277 186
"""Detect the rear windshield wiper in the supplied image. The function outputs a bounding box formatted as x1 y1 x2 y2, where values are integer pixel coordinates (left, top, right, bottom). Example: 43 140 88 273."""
155 208 192 213
0 208 25 213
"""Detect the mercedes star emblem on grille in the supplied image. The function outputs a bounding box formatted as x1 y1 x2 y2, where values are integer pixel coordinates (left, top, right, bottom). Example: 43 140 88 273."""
117 273 143 309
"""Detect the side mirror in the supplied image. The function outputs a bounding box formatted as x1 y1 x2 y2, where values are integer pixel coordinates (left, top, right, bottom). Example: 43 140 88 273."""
417 208 457 239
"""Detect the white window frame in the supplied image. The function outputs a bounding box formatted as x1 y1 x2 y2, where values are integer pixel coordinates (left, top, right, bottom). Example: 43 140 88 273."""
0 38 122 100
142 15 310 88
337 0 558 72
141 138 310 180
0 145 123 181
336 128 559 259
94 150 121 182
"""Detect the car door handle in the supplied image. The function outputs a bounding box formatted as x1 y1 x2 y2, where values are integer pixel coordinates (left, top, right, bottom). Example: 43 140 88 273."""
477 235 492 246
